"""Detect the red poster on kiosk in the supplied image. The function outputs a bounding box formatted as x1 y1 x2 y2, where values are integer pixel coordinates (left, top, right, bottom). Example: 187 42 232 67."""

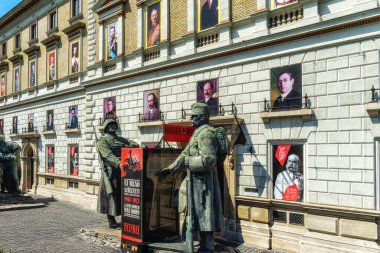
121 148 144 246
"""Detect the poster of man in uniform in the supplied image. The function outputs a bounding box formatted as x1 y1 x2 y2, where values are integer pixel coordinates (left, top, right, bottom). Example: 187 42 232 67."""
146 1 161 47
196 79 219 116
29 60 36 87
14 67 20 92
104 97 116 119
199 0 219 31
12 116 17 134
143 89 160 121
270 64 302 110
107 21 117 60
273 144 303 202
28 113 34 132
69 146 79 176
47 146 55 173
1 74 5 97
46 110 54 131
71 41 79 74
69 105 79 129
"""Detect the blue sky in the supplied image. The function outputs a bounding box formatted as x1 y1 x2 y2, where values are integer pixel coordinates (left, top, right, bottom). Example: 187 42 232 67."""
0 0 23 18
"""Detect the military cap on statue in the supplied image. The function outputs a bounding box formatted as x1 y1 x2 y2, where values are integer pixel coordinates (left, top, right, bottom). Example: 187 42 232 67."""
103 118 118 130
190 102 209 116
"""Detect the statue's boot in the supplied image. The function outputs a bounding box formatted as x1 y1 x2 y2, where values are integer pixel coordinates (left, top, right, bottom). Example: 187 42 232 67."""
198 232 214 253
107 215 120 229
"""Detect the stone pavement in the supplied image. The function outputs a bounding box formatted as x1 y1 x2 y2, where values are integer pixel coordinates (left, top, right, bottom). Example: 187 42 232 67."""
0 194 287 253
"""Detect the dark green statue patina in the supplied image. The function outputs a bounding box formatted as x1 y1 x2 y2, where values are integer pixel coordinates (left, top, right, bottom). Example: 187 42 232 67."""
0 139 21 193
159 103 223 253
96 119 139 229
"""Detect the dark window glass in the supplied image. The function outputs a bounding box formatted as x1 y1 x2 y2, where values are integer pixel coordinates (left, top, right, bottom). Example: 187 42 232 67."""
31 24 37 40
50 12 57 29
15 34 20 49
1 42 6 56
72 0 80 16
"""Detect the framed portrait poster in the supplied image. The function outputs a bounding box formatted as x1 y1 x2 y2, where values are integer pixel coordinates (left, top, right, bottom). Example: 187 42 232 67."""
46 110 54 131
106 21 118 60
47 51 56 81
143 89 160 121
273 144 303 202
12 116 17 134
70 40 80 74
0 119 4 135
104 96 116 119
29 60 36 87
198 0 219 31
196 79 219 116
69 105 79 129
14 67 20 92
1 73 6 97
146 0 161 48
270 64 302 110
47 146 55 173
69 145 79 176
28 113 34 132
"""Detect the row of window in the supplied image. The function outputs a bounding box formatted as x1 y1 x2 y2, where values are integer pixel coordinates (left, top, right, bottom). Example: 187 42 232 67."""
0 0 81 58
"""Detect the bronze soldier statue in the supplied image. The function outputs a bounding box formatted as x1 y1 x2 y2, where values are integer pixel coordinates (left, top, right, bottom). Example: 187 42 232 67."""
159 103 223 253
96 119 139 229
0 140 21 193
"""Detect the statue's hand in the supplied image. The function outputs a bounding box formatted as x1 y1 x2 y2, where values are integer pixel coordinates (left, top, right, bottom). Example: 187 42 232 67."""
157 167 171 177
3 154 15 161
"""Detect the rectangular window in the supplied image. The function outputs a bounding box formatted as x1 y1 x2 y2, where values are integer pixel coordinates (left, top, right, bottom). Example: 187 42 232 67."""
1 42 6 57
69 145 79 176
68 181 79 189
46 178 54 185
272 144 304 202
72 0 81 17
49 12 57 30
15 34 21 50
47 145 55 173
31 24 37 41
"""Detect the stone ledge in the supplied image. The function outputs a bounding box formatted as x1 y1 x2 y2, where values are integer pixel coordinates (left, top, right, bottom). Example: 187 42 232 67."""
42 130 56 136
259 108 314 123
364 102 380 118
305 214 338 235
64 128 81 134
340 219 377 241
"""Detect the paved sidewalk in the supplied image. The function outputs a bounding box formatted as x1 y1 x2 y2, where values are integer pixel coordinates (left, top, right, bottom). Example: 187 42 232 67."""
0 194 287 253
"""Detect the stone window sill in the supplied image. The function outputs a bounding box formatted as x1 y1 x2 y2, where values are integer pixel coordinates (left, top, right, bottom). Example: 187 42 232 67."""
64 128 81 134
42 130 56 136
259 108 313 123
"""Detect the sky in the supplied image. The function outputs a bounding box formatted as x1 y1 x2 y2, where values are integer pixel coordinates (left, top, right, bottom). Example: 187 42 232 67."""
0 0 23 18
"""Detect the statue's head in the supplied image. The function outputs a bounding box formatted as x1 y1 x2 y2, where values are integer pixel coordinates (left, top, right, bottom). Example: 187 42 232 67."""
103 119 118 134
190 103 210 128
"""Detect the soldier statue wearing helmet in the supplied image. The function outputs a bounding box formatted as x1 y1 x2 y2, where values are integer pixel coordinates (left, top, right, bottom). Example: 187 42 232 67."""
96 119 139 228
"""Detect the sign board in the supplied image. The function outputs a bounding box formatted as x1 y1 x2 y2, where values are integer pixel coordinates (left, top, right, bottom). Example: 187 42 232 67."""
163 124 195 142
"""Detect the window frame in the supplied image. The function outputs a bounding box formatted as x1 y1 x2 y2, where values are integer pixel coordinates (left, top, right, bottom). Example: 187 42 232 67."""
71 0 82 18
1 42 6 57
14 33 21 50
48 10 58 31
30 23 38 42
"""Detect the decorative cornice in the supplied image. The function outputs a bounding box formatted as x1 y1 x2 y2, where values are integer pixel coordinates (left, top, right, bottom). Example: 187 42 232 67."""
62 22 86 38
8 54 23 63
41 35 60 47
23 45 40 56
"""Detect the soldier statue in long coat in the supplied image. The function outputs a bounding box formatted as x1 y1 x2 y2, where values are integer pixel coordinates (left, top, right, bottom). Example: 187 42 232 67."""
96 119 139 228
0 140 21 193
159 103 223 253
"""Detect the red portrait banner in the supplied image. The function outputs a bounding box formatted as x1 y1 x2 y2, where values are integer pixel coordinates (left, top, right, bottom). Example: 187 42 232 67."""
163 124 195 143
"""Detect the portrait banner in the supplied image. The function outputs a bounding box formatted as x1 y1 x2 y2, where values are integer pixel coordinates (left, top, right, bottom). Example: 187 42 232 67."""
14 67 20 92
163 124 195 142
106 21 118 60
198 0 219 31
0 119 4 135
69 105 79 129
143 89 160 121
146 1 161 48
273 144 303 202
28 113 34 132
104 97 117 119
1 73 6 97
270 64 302 110
196 79 219 116
48 51 56 81
70 41 80 74
46 110 54 131
271 0 297 9
12 116 17 134
47 146 55 173
70 146 79 176
29 60 36 87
